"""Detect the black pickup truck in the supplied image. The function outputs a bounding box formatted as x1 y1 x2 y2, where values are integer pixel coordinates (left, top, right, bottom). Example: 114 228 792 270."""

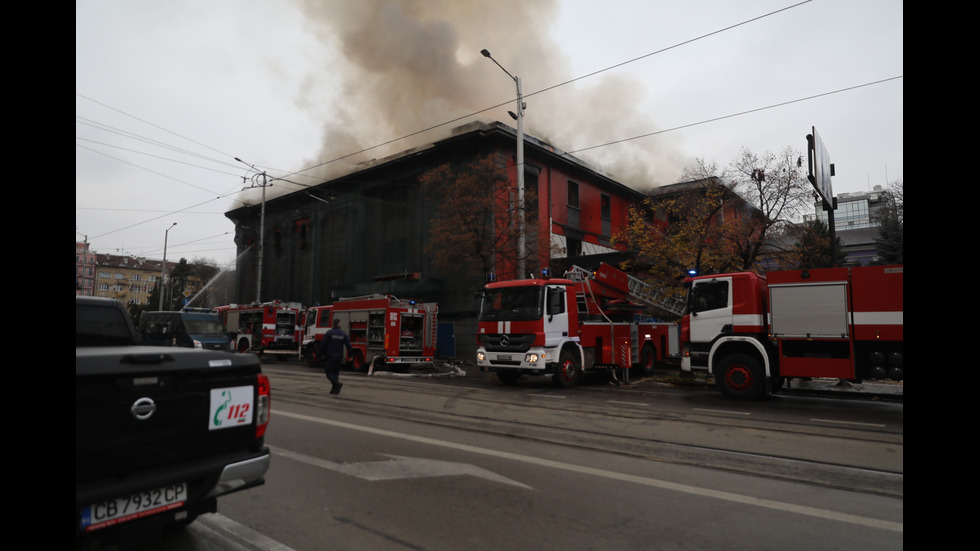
76 296 271 548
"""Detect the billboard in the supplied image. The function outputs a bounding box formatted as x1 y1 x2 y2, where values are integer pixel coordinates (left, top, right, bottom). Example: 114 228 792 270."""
807 127 834 208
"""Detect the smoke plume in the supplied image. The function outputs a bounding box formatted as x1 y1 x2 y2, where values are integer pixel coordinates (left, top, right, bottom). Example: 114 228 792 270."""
289 0 688 192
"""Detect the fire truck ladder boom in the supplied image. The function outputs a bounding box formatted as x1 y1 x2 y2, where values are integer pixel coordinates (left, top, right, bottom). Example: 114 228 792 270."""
565 265 686 320
338 294 389 302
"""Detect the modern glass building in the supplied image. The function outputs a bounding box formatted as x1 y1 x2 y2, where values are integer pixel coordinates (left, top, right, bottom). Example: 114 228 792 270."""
805 185 893 265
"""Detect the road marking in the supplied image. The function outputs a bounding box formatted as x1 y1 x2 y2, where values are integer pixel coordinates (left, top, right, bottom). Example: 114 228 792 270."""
608 400 648 406
693 407 752 416
271 446 531 489
277 410 902 533
811 418 886 428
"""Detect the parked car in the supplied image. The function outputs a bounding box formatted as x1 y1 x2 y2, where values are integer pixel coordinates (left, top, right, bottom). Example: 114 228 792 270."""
140 308 233 350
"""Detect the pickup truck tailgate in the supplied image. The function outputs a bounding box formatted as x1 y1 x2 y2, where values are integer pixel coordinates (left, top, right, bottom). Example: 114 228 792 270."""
75 347 265 481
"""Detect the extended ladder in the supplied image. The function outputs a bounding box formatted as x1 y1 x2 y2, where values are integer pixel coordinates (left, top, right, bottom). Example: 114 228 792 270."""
565 264 686 320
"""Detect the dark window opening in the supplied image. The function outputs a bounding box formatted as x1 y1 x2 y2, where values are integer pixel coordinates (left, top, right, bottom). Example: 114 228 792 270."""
568 181 579 209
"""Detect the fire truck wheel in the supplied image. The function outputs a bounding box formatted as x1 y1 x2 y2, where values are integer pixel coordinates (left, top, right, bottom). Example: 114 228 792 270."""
497 370 521 385
351 351 367 372
635 344 657 376
553 348 581 388
237 339 250 354
306 348 319 367
715 353 765 400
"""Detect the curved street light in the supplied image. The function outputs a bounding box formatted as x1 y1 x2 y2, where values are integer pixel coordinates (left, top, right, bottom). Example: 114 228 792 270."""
481 48 527 278
159 222 177 310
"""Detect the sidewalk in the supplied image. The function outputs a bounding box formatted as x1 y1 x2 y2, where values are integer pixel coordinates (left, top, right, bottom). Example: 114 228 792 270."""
633 368 903 400
330 358 903 401
778 375 903 399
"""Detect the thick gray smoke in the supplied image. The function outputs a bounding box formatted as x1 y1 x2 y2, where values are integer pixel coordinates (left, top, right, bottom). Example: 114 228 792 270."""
289 0 688 191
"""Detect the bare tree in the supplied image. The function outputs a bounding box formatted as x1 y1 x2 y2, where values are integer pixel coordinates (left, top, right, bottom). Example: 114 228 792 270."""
723 146 812 270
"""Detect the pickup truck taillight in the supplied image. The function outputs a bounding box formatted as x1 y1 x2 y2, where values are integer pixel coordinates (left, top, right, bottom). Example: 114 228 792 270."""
256 374 271 438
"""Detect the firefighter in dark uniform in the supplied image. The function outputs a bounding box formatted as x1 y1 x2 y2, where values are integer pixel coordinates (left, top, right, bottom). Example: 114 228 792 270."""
319 319 353 395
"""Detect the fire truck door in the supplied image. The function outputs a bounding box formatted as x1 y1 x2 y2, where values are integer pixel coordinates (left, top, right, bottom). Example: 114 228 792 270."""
689 277 734 345
543 285 570 345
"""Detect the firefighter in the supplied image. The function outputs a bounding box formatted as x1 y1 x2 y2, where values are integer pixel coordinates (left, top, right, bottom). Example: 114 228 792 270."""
319 319 353 395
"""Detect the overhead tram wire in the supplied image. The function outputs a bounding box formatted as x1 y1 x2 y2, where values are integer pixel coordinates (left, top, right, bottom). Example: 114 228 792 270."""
76 92 239 162
76 116 239 168
76 118 261 241
75 142 237 196
141 232 236 258
567 76 904 155
86 196 230 241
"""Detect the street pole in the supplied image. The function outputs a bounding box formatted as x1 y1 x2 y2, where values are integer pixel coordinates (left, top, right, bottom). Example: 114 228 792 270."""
257 170 266 303
481 49 526 278
515 75 525 279
159 222 177 310
236 158 268 303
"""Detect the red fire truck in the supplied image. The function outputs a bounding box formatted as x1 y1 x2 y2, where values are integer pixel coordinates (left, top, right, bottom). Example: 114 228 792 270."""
215 300 305 357
681 265 904 400
475 263 683 387
301 295 438 371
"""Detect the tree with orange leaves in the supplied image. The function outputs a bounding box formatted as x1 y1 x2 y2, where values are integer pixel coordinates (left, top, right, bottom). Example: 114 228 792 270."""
615 176 745 295
615 147 810 292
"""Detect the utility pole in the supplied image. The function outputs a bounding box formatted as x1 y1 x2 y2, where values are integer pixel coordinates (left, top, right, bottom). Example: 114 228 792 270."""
236 158 269 303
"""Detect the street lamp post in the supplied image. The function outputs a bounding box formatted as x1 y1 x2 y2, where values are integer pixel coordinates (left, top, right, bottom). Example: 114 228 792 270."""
481 48 527 278
159 222 177 310
236 158 269 303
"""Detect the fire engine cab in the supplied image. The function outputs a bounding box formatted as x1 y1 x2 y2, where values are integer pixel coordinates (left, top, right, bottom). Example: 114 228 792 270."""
302 295 438 371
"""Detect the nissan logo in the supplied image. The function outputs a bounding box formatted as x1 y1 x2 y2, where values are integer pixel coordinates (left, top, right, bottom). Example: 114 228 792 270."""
131 397 157 421
500 335 510 346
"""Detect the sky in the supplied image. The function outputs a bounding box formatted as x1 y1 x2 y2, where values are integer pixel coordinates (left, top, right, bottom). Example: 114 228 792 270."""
76 0 903 270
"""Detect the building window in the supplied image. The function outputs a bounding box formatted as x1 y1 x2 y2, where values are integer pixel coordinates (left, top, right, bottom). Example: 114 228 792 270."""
524 172 538 221
814 197 872 230
568 181 579 209
294 217 311 249
600 193 612 238
566 236 582 258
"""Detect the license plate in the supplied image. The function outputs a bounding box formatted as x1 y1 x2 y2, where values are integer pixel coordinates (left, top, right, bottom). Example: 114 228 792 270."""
495 354 512 361
80 482 187 531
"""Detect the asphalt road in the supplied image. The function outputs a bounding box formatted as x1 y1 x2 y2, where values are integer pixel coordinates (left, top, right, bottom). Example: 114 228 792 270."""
130 361 903 551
